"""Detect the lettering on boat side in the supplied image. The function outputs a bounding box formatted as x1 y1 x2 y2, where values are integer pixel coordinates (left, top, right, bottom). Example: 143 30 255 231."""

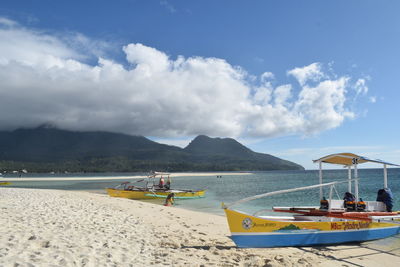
241 218 276 230
253 222 276 228
242 218 253 230
331 222 371 231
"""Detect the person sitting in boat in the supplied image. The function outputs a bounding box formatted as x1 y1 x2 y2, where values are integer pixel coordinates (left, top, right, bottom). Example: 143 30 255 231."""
319 197 329 210
164 193 175 206
343 192 355 201
165 176 171 190
377 188 394 212
343 192 356 211
159 176 165 189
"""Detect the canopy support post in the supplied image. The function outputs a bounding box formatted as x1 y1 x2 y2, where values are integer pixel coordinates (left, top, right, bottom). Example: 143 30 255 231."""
384 164 388 188
348 166 352 193
354 163 359 201
319 161 323 199
328 185 334 207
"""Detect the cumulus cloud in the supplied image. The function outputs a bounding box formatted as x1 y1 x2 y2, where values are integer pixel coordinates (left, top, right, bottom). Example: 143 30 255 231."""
287 62 325 86
0 18 369 138
274 84 292 106
260 71 274 82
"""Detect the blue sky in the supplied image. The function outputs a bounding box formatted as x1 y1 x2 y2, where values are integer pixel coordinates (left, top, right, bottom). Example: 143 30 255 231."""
0 1 399 169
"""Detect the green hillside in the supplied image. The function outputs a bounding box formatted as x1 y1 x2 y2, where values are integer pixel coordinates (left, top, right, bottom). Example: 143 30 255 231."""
0 127 304 172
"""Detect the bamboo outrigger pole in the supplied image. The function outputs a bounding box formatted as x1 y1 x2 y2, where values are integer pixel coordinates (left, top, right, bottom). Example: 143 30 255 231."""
224 180 356 209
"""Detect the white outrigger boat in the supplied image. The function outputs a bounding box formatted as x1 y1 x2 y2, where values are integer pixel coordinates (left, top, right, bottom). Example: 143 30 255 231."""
223 153 400 247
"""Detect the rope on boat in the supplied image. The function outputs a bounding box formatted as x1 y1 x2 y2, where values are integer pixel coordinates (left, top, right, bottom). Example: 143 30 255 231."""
370 215 400 224
373 220 400 224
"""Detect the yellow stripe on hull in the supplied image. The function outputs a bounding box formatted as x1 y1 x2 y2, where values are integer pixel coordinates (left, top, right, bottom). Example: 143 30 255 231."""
106 188 205 199
0 182 11 186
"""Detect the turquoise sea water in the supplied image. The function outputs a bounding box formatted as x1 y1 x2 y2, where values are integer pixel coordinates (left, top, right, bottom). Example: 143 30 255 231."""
2 168 400 216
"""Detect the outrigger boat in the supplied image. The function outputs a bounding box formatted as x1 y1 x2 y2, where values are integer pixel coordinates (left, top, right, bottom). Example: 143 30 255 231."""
223 153 400 247
106 172 206 199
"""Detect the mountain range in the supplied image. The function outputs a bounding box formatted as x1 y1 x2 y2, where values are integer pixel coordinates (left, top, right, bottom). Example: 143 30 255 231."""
0 126 304 172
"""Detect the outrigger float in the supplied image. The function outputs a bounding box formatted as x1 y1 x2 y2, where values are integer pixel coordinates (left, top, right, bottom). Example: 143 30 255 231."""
106 172 206 199
223 153 400 248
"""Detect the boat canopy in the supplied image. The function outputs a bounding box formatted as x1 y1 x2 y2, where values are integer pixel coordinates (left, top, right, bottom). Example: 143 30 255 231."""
313 152 399 201
313 153 400 167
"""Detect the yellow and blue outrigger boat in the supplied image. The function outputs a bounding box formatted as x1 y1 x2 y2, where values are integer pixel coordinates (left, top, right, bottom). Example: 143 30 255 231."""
223 153 400 247
106 172 206 199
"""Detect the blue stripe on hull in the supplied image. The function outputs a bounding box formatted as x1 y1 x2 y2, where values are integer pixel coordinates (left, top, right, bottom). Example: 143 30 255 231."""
231 227 400 248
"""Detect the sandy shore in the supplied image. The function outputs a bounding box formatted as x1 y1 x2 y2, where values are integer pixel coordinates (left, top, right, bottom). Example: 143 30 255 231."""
0 188 399 267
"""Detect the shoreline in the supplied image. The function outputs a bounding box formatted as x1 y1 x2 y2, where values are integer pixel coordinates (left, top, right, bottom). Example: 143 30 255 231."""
0 172 252 182
1 187 399 266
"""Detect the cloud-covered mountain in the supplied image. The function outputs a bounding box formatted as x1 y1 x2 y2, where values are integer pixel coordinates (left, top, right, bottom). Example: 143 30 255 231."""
0 18 370 139
0 127 303 172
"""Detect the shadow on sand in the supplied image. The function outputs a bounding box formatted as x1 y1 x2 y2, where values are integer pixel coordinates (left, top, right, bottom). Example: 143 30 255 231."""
297 237 400 267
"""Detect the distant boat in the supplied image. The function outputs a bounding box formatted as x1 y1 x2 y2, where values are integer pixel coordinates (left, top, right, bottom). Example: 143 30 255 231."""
223 153 400 248
106 172 206 199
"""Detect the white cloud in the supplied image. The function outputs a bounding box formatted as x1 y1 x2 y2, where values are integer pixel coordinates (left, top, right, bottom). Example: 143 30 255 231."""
253 85 272 105
0 17 17 27
150 137 192 148
369 96 377 103
293 78 354 135
123 43 170 73
0 19 368 138
160 1 177 13
274 84 292 106
0 20 81 67
287 62 325 86
354 78 368 96
260 71 274 82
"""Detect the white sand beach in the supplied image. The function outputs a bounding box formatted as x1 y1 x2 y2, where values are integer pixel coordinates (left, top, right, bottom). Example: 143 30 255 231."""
1 187 399 267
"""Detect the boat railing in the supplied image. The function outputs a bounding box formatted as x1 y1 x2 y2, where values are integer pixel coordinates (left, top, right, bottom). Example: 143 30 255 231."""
224 179 360 210
370 215 400 224
253 209 275 216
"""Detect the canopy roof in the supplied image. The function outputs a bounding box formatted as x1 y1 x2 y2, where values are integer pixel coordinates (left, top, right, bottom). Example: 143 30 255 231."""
313 153 400 166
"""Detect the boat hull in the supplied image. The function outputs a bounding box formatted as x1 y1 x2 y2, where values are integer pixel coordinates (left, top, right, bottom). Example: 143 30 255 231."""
224 208 400 248
106 188 206 199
